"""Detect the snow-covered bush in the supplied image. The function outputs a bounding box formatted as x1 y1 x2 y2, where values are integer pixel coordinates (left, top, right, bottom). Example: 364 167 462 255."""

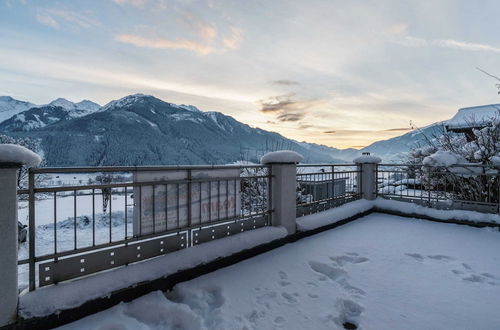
240 167 269 215
407 113 500 205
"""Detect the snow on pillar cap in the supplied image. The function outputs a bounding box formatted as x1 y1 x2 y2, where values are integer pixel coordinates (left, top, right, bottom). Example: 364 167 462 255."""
260 150 304 164
0 144 42 168
353 152 382 164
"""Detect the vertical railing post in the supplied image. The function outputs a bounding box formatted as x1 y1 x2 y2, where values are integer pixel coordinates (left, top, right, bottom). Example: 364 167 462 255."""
261 151 303 235
0 163 22 326
353 153 381 200
28 170 36 291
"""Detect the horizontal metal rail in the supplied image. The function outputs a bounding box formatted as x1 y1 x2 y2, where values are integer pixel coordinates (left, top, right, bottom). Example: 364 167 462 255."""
20 175 270 194
19 165 273 291
30 164 268 174
18 211 270 265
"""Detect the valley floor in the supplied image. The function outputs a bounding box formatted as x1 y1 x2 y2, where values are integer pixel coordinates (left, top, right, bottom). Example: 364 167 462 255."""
58 214 500 330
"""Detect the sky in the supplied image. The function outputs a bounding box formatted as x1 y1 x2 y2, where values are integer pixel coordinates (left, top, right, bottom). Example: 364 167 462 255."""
1 0 500 149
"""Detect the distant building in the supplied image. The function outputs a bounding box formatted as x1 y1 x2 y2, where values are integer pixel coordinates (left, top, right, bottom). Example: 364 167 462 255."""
445 104 500 141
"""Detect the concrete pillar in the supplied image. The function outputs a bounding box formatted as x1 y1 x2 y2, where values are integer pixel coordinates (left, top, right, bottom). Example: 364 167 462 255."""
0 144 40 327
0 164 21 327
261 151 303 235
353 153 381 201
269 163 297 234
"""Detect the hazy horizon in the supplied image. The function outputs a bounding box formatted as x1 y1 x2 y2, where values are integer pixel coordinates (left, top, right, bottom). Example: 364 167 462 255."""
1 0 500 148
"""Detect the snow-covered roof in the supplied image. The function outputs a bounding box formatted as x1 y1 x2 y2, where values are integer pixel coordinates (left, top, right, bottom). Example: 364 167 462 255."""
446 104 500 130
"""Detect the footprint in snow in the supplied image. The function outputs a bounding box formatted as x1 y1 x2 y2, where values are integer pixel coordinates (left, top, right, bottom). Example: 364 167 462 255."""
332 298 364 330
308 261 365 297
427 255 454 262
281 292 299 305
405 253 425 261
330 255 369 266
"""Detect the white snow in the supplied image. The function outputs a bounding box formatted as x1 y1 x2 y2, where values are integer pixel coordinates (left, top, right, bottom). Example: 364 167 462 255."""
205 112 231 131
43 98 101 117
393 178 420 185
490 156 500 165
260 151 304 164
74 100 101 112
378 184 407 194
170 113 204 123
422 150 465 167
178 104 201 112
352 154 381 164
373 198 500 224
297 199 374 231
59 213 500 330
297 198 500 232
446 104 500 130
19 226 288 318
47 98 76 110
0 144 41 167
0 96 35 123
101 94 150 111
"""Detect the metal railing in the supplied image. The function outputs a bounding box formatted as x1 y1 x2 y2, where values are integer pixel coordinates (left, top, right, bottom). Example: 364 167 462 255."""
377 163 500 213
296 164 361 216
17 165 272 292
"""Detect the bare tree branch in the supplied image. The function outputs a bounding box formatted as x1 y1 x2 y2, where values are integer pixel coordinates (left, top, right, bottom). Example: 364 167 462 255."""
476 67 500 82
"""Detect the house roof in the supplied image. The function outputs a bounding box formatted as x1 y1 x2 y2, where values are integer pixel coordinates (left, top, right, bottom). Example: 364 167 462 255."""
445 103 500 131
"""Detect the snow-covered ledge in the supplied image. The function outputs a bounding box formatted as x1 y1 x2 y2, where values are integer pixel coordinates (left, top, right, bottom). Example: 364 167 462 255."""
353 152 381 200
261 150 303 234
0 144 41 327
297 198 500 232
19 227 288 319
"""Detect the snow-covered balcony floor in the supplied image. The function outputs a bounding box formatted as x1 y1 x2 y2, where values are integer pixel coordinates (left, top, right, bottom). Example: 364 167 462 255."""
60 213 500 330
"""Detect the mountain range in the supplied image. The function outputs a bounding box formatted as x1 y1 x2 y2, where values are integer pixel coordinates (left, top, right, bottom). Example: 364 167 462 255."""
0 94 445 166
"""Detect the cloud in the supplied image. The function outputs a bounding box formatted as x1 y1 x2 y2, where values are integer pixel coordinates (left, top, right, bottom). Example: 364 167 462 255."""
36 13 59 29
223 27 242 49
36 9 101 29
116 12 241 54
257 93 326 122
388 23 408 34
396 35 500 53
115 34 215 55
323 130 336 134
383 127 412 132
177 9 217 42
276 113 303 122
271 80 300 86
112 0 147 6
258 93 296 113
439 39 500 53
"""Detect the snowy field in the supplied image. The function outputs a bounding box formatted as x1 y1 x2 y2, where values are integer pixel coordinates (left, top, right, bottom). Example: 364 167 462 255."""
59 213 500 330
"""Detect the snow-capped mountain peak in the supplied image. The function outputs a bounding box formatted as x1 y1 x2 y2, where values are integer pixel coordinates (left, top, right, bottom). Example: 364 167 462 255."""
75 100 101 112
37 98 101 119
47 98 76 110
45 98 101 113
101 93 152 111
0 96 36 122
